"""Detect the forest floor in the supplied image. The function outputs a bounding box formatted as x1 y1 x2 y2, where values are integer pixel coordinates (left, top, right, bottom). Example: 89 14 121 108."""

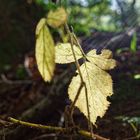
0 50 140 140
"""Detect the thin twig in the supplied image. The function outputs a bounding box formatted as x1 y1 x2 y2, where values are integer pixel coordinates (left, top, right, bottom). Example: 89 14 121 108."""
69 82 84 114
7 117 109 140
65 24 84 83
65 23 94 138
65 23 86 115
72 32 86 58
0 74 32 84
70 27 93 134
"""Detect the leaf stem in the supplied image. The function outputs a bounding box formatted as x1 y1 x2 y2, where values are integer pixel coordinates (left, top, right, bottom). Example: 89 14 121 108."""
72 32 86 58
65 23 93 136
65 23 93 135
69 82 84 114
65 23 84 82
70 28 93 132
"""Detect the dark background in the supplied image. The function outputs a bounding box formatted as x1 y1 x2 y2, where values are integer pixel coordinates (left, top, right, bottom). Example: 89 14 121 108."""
0 0 140 140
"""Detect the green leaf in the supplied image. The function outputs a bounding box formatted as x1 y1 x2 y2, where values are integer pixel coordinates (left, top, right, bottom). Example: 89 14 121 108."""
35 18 55 82
47 7 67 28
130 32 137 53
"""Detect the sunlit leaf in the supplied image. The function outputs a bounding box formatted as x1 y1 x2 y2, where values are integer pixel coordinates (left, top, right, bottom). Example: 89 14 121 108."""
47 7 67 28
68 61 113 124
87 49 116 70
67 49 116 125
55 43 116 124
35 18 55 82
55 43 82 64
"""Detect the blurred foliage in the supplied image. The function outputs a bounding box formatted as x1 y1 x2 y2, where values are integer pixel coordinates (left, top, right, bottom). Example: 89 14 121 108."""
116 116 140 139
0 0 46 72
130 32 137 53
115 0 139 28
134 74 140 79
34 0 119 35
116 116 140 125
34 0 140 35
0 0 140 72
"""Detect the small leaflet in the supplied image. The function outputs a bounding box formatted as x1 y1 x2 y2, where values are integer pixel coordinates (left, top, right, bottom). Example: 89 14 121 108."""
55 43 82 64
47 7 67 28
35 18 55 82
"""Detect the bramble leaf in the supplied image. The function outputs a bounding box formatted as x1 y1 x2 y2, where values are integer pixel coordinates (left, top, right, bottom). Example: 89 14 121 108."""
67 48 116 125
35 18 55 82
55 43 83 64
87 49 116 70
47 7 67 28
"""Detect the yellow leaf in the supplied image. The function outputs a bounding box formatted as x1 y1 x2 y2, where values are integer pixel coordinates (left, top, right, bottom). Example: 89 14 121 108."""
35 18 55 82
55 45 116 124
47 7 67 28
68 61 113 124
55 43 83 64
36 18 46 35
87 49 116 70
